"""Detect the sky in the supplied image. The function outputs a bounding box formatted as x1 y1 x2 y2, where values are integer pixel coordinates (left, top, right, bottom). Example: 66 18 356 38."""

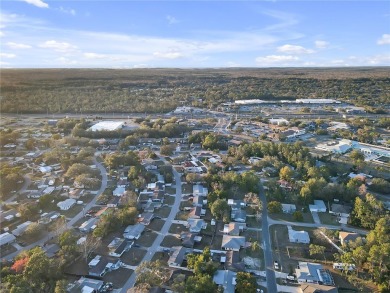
1 0 389 68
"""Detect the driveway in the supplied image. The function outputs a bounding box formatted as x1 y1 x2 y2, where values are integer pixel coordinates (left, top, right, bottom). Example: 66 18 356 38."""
120 156 182 292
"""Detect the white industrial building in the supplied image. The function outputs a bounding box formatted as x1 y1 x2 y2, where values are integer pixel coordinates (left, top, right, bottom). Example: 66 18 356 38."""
269 118 289 126
315 139 352 154
89 121 124 132
296 99 340 104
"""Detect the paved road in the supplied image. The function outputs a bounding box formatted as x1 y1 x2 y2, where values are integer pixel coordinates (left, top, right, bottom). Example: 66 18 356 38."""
120 158 182 292
267 218 369 235
2 156 107 262
258 184 278 293
4 174 31 204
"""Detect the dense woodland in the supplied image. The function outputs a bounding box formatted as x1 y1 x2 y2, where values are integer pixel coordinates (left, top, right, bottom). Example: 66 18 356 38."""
1 68 389 113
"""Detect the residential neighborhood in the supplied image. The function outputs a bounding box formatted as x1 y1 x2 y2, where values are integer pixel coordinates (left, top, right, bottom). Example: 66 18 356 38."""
1 104 389 293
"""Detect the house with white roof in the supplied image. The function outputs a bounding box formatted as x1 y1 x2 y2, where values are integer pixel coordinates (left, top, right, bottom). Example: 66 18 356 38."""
221 235 246 251
57 198 76 211
309 200 326 213
288 226 310 244
282 203 296 214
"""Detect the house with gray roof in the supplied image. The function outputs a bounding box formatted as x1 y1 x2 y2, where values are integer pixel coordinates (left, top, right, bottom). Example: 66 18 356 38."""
223 222 246 236
123 223 145 240
186 218 206 233
295 262 334 286
213 270 237 293
0 232 16 247
107 237 132 257
222 235 245 251
224 251 245 272
79 217 98 233
168 246 187 267
88 255 121 277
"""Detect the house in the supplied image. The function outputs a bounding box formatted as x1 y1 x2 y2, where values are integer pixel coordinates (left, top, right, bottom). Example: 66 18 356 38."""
300 284 339 293
221 235 246 251
295 262 334 285
288 226 310 244
43 243 60 258
278 180 293 190
224 250 245 272
282 203 296 214
223 222 246 236
192 195 207 207
309 200 326 213
227 199 246 210
123 223 145 240
339 232 360 246
0 209 18 222
113 186 126 197
248 157 262 165
138 212 154 225
188 207 205 219
330 204 351 224
213 270 237 293
269 118 289 126
117 177 128 188
168 246 187 267
107 196 120 208
193 184 208 196
108 237 132 257
57 198 76 211
88 255 121 277
231 209 246 223
180 232 201 248
79 218 98 233
186 219 207 233
38 211 60 224
12 221 32 236
68 277 104 293
0 232 16 247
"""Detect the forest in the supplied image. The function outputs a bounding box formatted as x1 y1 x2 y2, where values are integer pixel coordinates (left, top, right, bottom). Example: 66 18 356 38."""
1 67 389 114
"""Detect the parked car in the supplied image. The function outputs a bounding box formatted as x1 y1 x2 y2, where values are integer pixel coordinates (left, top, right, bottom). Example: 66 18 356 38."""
274 261 279 270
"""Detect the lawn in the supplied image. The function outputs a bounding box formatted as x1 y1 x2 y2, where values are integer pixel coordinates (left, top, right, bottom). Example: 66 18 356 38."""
103 268 133 288
136 231 158 247
148 219 165 231
154 206 171 218
318 212 340 226
168 223 188 234
151 251 169 264
0 245 17 257
181 184 193 194
61 204 83 218
270 212 314 223
246 216 261 228
161 235 182 247
122 247 147 265
165 186 176 195
164 195 175 205
175 211 189 221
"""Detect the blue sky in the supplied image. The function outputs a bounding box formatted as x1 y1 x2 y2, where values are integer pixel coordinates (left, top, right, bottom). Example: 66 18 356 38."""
1 1 389 68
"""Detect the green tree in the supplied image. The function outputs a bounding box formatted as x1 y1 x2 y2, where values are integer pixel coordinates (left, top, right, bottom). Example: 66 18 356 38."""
293 211 303 222
135 260 169 287
210 199 230 222
187 247 217 276
235 272 257 293
185 274 218 293
309 244 326 262
267 201 282 213
160 144 175 156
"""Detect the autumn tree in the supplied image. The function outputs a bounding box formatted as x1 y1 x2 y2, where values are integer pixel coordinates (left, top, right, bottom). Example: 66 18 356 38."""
267 201 282 214
235 272 257 293
135 260 170 287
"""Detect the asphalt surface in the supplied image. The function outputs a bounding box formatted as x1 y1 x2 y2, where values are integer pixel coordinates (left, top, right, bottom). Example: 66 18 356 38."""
120 156 182 292
258 184 278 293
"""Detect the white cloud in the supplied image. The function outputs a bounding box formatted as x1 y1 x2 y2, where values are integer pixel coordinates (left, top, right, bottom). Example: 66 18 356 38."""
255 55 299 64
0 53 16 58
39 40 77 52
6 42 32 49
166 15 179 25
59 7 76 16
153 51 184 59
57 57 78 65
22 0 49 8
0 31 4 37
315 40 329 49
377 34 390 45
83 52 106 59
277 44 314 54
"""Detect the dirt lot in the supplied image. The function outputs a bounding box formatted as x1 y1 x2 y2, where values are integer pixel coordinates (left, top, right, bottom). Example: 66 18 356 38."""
154 206 171 218
318 212 341 226
169 223 188 234
103 268 133 288
270 212 314 223
122 247 147 265
161 235 182 247
148 218 165 231
164 195 175 205
137 231 158 247
151 251 169 264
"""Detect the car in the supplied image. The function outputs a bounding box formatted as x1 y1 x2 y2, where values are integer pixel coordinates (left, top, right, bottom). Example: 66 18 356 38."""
274 261 279 270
